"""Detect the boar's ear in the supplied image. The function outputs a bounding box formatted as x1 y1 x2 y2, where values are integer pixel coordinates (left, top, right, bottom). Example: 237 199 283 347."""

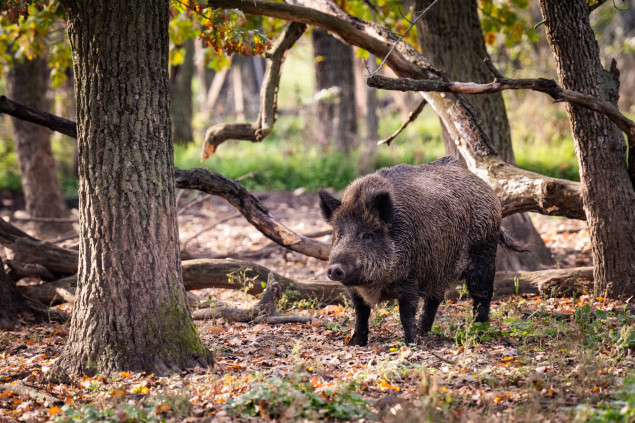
368 191 394 224
318 189 341 222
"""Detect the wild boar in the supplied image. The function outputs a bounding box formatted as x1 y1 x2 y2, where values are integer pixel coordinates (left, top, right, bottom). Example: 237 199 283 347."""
318 156 525 346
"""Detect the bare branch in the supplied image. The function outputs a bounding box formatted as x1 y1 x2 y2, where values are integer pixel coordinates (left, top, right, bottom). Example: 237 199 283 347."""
175 168 331 260
0 96 77 138
377 98 427 146
367 67 635 187
200 22 307 159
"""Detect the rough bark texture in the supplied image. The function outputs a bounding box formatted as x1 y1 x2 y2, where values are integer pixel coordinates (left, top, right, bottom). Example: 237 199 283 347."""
54 0 212 377
415 0 553 272
7 56 71 238
170 38 195 144
312 28 358 152
539 0 635 299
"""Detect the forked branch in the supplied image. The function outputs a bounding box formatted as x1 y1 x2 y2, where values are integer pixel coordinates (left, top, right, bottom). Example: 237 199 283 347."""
200 22 307 159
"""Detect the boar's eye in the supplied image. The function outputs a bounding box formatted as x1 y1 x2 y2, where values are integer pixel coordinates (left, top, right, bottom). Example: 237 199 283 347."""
360 232 373 241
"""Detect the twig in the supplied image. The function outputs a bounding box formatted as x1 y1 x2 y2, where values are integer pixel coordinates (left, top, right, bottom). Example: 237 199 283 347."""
377 98 427 146
368 0 440 76
182 213 240 250
177 194 211 215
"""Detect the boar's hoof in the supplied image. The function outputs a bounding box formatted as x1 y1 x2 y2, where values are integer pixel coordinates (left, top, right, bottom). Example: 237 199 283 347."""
347 332 368 346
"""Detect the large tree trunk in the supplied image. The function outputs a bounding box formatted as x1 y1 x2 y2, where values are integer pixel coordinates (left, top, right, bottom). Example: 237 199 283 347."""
415 0 553 272
170 38 195 145
312 28 358 152
538 0 635 299
53 0 212 377
7 55 72 238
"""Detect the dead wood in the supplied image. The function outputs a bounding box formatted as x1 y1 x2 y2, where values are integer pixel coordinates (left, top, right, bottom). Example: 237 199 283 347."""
0 383 62 406
0 218 78 276
174 168 330 260
192 272 314 324
452 267 594 300
22 254 594 310
19 275 77 305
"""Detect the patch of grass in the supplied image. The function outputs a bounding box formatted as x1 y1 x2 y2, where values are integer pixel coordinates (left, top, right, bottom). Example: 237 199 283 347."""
225 372 375 421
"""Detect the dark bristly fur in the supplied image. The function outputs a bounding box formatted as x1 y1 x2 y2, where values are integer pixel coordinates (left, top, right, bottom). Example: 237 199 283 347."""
319 156 525 346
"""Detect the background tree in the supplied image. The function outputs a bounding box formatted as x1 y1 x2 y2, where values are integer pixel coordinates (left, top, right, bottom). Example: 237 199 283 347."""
415 0 553 272
538 0 635 298
170 38 195 144
52 0 212 376
312 28 358 152
7 55 72 238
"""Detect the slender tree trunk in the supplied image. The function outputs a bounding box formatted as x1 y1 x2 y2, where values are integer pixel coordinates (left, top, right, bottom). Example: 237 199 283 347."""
7 55 72 238
170 38 195 145
415 0 554 272
312 28 358 152
54 0 212 376
539 0 635 299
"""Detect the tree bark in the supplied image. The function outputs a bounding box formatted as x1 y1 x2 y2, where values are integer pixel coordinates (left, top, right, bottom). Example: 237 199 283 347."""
415 0 553 272
312 28 358 152
170 38 195 144
53 0 212 377
7 55 72 238
538 0 635 299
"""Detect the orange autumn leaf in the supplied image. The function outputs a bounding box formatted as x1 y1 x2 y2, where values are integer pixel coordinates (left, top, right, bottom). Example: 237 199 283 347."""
48 406 62 416
380 380 400 391
120 371 133 378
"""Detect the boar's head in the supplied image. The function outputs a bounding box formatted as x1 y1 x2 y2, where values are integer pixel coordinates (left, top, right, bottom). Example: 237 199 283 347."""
318 182 397 287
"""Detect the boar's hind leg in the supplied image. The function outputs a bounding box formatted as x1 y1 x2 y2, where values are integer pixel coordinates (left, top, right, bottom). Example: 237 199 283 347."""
419 296 442 336
348 291 371 346
466 240 497 323
398 294 420 344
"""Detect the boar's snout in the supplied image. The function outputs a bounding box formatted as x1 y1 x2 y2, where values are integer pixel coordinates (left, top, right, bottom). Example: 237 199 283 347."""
327 263 346 281
326 262 359 285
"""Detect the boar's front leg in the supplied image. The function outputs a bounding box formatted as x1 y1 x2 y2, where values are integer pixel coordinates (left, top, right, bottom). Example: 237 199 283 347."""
398 294 419 344
348 291 371 346
419 296 442 336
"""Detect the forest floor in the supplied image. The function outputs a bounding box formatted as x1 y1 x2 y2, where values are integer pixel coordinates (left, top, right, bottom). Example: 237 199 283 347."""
0 190 633 422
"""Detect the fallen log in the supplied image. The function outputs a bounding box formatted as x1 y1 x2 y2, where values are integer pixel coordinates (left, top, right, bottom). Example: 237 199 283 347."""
0 218 78 276
21 257 594 308
192 272 315 324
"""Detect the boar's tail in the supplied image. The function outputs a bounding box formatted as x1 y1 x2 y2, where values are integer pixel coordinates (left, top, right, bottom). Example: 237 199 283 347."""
498 228 529 252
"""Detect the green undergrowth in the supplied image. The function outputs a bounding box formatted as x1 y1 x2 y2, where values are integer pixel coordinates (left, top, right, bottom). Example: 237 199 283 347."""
225 373 375 421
